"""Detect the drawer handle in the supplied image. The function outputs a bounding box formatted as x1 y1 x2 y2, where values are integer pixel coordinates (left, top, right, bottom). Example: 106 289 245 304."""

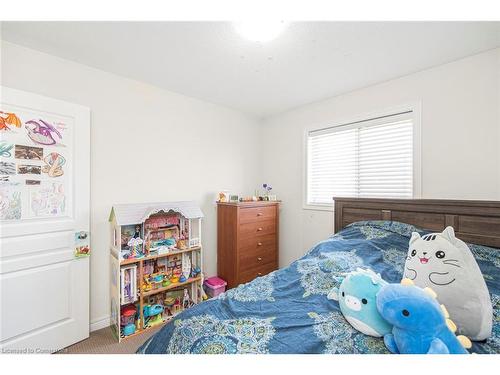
257 257 263 261
257 242 263 246
257 212 263 216
258 272 263 276
257 227 263 231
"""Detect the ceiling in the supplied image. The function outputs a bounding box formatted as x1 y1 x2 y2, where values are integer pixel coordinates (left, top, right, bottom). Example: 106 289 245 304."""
2 22 500 118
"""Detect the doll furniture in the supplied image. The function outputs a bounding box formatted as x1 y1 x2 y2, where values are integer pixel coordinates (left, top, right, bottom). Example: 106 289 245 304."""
109 201 204 341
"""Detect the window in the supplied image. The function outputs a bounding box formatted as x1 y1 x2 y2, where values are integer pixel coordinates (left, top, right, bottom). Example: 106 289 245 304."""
305 110 419 208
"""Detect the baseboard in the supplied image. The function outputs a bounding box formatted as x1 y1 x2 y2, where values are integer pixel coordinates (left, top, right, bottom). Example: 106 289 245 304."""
90 315 111 332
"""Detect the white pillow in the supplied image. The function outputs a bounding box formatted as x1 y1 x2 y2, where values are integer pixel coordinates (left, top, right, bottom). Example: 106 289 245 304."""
403 226 492 341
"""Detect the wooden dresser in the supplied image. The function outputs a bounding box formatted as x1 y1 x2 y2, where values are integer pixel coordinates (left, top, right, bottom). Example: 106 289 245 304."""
217 201 280 288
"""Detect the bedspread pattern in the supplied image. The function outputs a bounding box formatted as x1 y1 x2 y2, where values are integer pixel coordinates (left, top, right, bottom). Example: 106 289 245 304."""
138 221 499 354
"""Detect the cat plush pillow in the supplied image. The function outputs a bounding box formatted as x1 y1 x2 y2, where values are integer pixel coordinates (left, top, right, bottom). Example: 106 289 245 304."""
403 226 492 341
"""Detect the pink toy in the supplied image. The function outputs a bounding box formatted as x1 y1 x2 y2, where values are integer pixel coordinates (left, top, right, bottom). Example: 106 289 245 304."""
203 276 227 298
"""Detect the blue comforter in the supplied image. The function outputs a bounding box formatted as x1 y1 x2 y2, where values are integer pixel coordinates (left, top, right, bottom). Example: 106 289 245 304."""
138 221 499 354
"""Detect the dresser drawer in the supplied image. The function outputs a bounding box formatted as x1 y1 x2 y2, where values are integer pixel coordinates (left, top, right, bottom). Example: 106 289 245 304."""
239 263 277 284
238 247 277 271
238 234 276 253
239 206 276 224
239 220 276 238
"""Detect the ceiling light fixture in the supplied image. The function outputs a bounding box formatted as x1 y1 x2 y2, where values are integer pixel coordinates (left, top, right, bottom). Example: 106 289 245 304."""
233 21 288 42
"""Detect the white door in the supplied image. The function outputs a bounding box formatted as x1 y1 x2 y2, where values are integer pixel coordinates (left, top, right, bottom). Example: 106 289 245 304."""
0 87 90 353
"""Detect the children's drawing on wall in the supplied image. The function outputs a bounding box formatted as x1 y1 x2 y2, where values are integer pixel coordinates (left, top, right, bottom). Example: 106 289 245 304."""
14 145 43 160
0 111 22 132
25 119 66 147
42 152 65 177
0 161 16 175
17 164 42 175
30 182 66 217
0 141 14 158
0 103 72 222
25 180 41 185
0 182 22 220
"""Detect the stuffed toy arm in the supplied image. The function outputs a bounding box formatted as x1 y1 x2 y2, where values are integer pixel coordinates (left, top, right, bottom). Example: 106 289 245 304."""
427 338 450 354
383 334 399 354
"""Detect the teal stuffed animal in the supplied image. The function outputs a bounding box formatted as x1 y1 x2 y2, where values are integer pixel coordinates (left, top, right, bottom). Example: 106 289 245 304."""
328 268 392 337
376 279 472 354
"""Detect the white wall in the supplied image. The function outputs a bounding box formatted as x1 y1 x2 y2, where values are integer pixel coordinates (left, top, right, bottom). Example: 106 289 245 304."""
261 48 500 267
1 42 262 329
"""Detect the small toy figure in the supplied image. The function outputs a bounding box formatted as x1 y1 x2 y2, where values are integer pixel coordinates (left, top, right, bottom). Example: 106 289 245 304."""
191 266 201 278
173 297 182 313
167 255 183 282
170 275 179 283
183 289 193 309
142 276 152 292
133 225 141 238
164 296 176 316
128 237 144 258
218 192 228 202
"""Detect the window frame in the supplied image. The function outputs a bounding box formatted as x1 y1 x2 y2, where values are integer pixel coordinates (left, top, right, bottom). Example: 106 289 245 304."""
303 103 422 211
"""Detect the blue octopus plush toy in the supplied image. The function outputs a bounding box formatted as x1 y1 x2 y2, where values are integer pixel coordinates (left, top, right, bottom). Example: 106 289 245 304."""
328 268 392 337
376 279 472 354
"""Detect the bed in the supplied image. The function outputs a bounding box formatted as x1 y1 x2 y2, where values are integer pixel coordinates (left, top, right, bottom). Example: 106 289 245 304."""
138 198 500 354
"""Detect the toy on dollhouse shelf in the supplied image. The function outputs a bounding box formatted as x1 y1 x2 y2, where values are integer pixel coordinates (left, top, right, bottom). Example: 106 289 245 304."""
164 296 176 317
183 288 194 309
143 304 164 328
120 265 137 304
127 237 144 259
120 305 137 337
109 201 204 342
181 253 191 283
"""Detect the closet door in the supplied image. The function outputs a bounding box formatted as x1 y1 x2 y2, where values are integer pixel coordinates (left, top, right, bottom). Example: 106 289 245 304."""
0 87 90 353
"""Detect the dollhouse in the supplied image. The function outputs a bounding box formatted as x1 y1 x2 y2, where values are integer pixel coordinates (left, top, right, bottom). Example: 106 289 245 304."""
109 201 205 341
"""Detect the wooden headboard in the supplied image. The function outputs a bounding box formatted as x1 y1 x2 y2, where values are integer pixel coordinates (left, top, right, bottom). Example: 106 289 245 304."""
333 197 500 248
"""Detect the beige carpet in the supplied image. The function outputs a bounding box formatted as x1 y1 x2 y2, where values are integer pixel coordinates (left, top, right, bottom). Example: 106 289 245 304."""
57 326 161 354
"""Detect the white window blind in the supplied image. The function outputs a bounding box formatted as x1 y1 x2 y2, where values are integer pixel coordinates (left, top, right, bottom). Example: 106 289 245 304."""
306 112 414 206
